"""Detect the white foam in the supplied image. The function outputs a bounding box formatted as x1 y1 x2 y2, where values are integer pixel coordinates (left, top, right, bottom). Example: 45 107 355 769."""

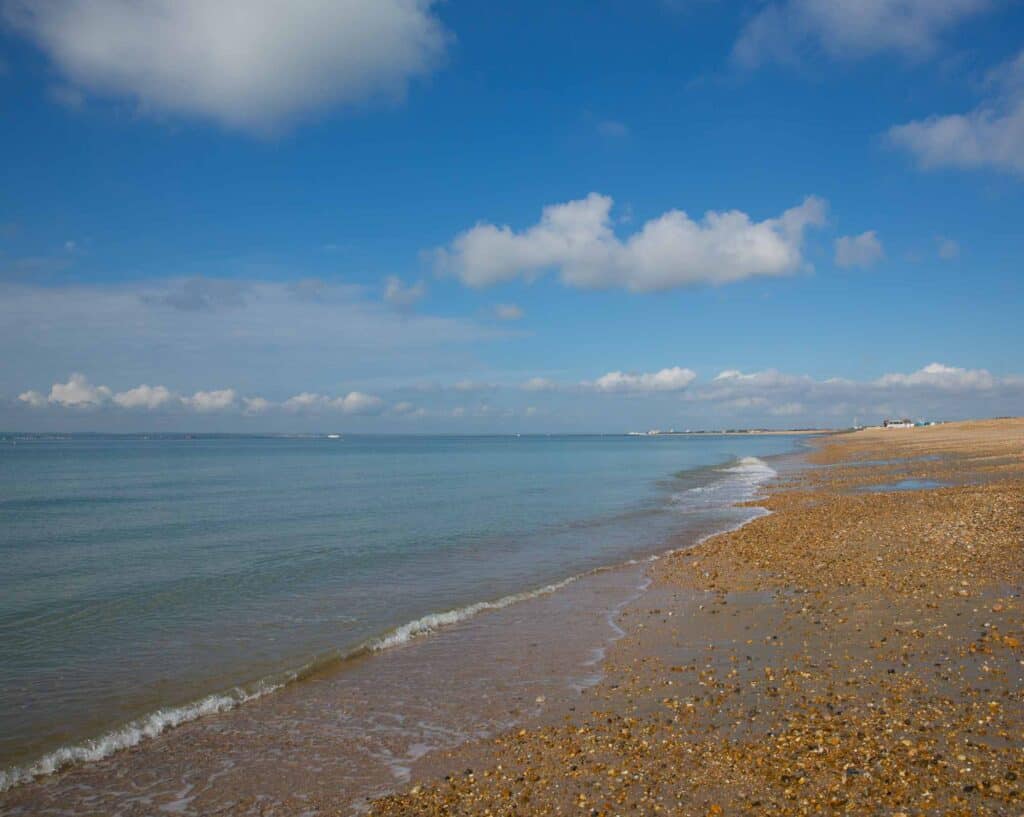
670 456 777 512
369 576 579 651
722 455 777 477
0 679 286 792
1 577 587 794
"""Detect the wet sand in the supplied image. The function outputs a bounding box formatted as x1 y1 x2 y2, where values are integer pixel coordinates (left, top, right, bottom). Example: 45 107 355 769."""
371 418 1024 816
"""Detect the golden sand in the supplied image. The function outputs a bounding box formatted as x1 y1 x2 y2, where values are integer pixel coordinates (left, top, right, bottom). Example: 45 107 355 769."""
369 419 1024 816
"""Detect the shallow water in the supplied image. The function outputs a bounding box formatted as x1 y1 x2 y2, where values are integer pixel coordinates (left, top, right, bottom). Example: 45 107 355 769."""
0 433 800 802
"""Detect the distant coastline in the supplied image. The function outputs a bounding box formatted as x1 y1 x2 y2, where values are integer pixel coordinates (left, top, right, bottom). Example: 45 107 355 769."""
626 427 836 436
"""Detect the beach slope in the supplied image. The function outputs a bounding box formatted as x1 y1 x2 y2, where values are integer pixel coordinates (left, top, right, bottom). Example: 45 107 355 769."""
371 418 1024 816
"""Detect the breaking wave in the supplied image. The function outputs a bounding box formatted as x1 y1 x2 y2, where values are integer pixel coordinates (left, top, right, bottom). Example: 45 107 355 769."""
0 679 287 792
0 575 586 792
368 576 579 651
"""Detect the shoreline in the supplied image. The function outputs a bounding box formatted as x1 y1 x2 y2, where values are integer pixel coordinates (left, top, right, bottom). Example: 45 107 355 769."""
0 446 793 811
371 418 1024 816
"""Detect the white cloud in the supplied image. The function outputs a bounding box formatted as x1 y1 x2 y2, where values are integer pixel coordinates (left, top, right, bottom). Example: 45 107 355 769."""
889 49 1024 175
384 276 426 308
4 0 449 133
437 194 827 291
13 362 1024 429
711 368 811 388
48 373 111 406
936 237 960 260
185 389 237 412
834 230 884 268
21 378 271 414
339 391 384 415
875 362 996 391
685 363 1023 424
17 390 46 407
733 0 991 68
588 366 697 393
494 303 524 321
243 396 273 415
113 384 173 409
889 104 1024 175
283 391 384 415
283 392 324 412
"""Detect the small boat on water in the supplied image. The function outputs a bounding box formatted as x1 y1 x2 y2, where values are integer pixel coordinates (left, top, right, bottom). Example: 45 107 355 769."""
327 434 342 439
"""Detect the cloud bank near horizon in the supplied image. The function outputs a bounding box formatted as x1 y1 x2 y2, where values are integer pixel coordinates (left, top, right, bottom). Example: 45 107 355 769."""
12 363 1023 431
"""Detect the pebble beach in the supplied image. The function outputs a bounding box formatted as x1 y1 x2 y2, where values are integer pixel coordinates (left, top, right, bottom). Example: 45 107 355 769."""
370 418 1024 817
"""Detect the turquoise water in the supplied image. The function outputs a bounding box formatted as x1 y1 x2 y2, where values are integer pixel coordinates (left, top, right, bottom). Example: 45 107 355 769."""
0 433 801 787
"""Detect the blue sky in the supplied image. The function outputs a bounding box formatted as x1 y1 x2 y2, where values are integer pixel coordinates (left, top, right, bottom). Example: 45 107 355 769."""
2 0 1023 431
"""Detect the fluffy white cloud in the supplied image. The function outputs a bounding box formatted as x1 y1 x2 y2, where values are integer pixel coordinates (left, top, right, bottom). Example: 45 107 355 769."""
436 193 827 291
875 362 996 391
17 390 46 407
384 276 426 308
494 303 524 321
835 231 884 268
588 367 697 393
889 50 1024 175
733 0 991 67
185 389 237 412
49 373 111 406
13 362 1024 429
283 391 384 415
4 0 449 133
113 384 173 409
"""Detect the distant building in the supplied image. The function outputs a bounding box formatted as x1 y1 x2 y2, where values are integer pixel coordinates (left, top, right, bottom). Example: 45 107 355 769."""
883 418 915 429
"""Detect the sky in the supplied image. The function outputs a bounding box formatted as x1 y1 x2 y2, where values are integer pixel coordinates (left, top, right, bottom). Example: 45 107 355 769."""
1 0 1023 432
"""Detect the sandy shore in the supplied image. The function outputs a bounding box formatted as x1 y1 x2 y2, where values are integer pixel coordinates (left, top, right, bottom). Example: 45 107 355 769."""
370 418 1024 816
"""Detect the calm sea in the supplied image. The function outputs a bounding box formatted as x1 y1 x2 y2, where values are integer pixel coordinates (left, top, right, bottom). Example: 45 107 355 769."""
0 433 802 792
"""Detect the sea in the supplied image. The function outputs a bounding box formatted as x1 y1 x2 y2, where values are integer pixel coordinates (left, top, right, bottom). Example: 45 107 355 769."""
0 432 804 814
